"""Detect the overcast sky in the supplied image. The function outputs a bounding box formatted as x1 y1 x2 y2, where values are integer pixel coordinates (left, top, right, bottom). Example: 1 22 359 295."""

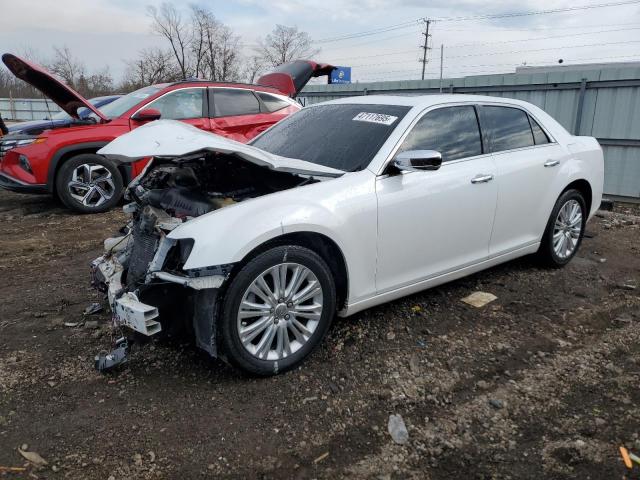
1 0 640 83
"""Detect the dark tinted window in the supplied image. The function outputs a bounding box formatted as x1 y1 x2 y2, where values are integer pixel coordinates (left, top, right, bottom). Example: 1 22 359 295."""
212 88 260 117
257 92 291 112
251 104 411 171
398 106 482 162
529 115 550 145
482 106 534 152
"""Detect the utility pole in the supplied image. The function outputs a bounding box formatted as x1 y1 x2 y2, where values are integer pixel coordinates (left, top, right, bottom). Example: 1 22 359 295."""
439 44 444 92
420 18 432 80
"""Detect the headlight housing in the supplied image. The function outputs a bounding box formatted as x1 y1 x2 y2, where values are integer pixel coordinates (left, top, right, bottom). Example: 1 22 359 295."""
0 136 46 159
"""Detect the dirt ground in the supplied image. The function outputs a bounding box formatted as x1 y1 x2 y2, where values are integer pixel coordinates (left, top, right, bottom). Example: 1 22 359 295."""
0 189 639 480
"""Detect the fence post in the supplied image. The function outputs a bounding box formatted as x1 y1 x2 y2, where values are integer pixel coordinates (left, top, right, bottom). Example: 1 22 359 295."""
9 90 15 120
574 78 587 135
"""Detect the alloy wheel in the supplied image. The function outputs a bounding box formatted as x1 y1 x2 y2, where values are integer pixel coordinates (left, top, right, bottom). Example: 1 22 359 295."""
552 199 583 259
236 262 324 361
67 163 116 208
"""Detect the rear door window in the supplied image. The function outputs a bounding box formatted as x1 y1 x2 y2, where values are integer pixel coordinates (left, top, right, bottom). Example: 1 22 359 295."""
398 106 483 162
211 88 260 117
481 106 535 152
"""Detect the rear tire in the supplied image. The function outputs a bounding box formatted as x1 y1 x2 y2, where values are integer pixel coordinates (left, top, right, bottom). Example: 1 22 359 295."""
538 189 586 267
219 245 336 376
55 154 123 214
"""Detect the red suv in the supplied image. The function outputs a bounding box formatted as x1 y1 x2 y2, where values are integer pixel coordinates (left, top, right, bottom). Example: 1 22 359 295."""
0 54 333 213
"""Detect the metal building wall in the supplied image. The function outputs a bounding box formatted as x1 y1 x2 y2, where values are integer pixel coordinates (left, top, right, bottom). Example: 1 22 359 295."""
300 66 640 199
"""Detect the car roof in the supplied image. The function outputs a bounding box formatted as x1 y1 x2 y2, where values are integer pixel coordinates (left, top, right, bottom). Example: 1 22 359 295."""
320 94 532 109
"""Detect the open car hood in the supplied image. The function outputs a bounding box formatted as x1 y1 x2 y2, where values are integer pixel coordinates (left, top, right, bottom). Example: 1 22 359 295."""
98 120 345 178
257 60 335 98
1 53 108 122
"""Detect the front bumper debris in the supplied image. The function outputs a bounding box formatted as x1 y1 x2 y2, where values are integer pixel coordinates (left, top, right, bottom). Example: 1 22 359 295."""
114 291 161 335
91 239 226 338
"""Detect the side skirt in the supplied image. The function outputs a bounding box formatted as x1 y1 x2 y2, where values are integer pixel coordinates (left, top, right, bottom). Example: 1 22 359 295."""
340 242 540 317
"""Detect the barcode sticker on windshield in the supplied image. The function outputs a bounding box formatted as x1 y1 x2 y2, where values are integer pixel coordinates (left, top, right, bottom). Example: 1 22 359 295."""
353 112 398 126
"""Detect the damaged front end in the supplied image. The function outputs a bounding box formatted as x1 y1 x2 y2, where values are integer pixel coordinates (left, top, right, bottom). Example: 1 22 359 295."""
91 149 319 358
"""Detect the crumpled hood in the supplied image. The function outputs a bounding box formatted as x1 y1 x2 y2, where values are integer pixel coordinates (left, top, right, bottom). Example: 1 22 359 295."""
98 120 345 178
2 53 108 122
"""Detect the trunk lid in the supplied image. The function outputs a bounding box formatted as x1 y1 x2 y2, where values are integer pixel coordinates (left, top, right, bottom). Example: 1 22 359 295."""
98 120 345 178
1 53 108 122
257 60 334 98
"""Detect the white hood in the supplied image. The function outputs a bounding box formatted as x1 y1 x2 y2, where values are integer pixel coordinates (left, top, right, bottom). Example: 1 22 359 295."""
98 120 345 178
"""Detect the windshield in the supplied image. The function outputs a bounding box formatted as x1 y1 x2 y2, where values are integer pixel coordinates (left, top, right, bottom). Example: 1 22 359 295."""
89 86 163 120
251 104 411 171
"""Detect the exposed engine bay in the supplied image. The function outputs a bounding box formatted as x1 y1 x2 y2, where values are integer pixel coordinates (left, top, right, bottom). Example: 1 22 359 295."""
130 152 311 218
91 151 318 367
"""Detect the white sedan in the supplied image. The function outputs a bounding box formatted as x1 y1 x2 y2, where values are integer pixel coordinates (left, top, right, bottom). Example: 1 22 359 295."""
93 94 604 375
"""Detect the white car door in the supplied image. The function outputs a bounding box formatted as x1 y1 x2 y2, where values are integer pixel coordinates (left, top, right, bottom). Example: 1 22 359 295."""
478 105 567 256
375 105 498 294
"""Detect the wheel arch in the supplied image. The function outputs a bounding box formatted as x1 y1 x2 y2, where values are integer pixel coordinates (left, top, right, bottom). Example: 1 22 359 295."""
230 231 350 312
47 142 132 194
562 178 592 214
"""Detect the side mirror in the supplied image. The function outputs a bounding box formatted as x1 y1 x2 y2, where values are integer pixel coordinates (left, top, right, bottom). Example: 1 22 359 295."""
393 150 442 172
132 108 162 122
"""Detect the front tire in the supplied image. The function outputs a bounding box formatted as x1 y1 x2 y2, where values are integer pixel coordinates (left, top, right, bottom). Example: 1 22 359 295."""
538 189 586 267
219 245 336 376
55 154 123 214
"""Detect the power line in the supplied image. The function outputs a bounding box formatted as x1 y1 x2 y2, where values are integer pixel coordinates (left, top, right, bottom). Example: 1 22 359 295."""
436 0 640 21
312 0 640 44
314 20 420 44
445 39 640 59
320 28 423 52
437 21 640 32
329 25 640 62
445 26 640 48
354 53 640 81
348 39 640 67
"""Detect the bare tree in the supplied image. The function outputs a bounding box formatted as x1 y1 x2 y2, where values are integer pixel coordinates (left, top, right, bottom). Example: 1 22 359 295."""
256 25 319 67
147 3 191 79
214 25 241 81
189 6 242 82
123 48 181 90
48 46 86 89
86 67 114 96
190 5 212 78
244 56 265 84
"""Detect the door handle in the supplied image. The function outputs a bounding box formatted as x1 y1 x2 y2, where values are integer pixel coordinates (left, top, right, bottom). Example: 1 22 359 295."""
471 174 494 184
544 159 560 167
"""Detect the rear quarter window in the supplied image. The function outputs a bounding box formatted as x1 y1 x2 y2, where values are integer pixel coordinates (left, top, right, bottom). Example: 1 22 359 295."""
257 92 292 113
